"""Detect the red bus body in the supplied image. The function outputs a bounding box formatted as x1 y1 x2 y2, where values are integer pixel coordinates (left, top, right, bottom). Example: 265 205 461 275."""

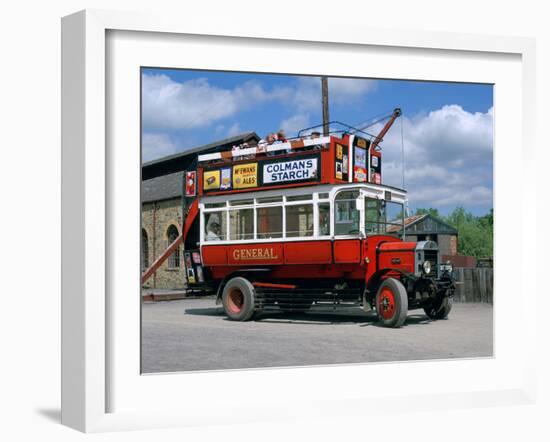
180 132 454 326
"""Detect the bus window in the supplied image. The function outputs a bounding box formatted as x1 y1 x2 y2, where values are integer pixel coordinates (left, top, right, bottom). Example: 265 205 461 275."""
334 191 360 235
319 202 330 236
365 198 382 234
204 211 227 241
257 206 282 239
229 198 254 206
256 196 282 204
365 198 404 235
287 194 312 202
286 204 313 237
229 209 254 240
385 200 404 233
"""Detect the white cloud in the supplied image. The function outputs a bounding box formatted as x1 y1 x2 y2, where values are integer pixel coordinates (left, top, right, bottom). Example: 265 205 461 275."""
142 74 378 132
274 78 377 136
376 105 493 212
286 78 320 111
142 75 279 130
278 77 378 112
142 132 178 162
329 78 377 104
280 113 310 137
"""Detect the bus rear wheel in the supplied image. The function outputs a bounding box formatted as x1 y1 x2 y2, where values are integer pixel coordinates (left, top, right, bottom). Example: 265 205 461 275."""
375 278 408 328
222 277 256 321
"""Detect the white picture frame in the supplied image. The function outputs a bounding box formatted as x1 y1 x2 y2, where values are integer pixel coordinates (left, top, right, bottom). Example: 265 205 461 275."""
61 9 538 433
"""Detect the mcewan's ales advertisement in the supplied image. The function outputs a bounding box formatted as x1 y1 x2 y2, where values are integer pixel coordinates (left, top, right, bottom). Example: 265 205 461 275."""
233 163 258 189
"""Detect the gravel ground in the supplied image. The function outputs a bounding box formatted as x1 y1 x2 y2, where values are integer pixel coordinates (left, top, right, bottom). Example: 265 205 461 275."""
141 297 493 373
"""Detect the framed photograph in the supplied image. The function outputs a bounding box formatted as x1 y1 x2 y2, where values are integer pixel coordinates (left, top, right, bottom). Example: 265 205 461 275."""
61 9 537 433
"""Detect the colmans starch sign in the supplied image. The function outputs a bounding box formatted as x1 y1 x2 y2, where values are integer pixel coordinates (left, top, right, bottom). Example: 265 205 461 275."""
263 157 318 184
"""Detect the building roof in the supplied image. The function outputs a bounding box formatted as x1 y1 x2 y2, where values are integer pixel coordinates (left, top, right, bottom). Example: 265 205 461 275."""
387 214 458 235
141 132 260 202
141 171 183 203
402 214 425 227
399 214 458 235
142 132 260 180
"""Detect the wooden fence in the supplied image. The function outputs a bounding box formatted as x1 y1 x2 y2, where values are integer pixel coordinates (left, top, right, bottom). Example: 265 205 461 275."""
452 268 493 303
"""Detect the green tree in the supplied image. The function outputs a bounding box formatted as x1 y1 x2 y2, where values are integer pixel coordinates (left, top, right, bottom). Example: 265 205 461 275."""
445 207 493 258
413 207 493 259
415 207 440 218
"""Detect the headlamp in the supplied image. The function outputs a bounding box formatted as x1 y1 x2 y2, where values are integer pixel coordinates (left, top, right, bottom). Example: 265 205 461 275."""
439 261 453 274
423 260 432 275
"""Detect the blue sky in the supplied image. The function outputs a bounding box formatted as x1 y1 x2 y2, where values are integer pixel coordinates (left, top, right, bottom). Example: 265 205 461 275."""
141 68 493 215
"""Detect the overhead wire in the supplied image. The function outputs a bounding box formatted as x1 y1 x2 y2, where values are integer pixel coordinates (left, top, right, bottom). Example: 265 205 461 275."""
352 108 396 133
400 108 409 216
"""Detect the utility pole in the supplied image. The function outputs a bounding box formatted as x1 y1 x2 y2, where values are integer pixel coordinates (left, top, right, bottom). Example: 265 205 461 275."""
321 76 330 136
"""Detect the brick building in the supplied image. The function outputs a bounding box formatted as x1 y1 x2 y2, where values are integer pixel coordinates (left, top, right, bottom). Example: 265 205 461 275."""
141 132 260 290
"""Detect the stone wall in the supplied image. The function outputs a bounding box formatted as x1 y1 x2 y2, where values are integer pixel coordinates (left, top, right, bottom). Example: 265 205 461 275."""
141 198 186 290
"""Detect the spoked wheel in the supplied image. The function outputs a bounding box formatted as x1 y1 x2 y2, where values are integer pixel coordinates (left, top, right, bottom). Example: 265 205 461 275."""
222 277 256 321
424 294 452 319
375 278 408 328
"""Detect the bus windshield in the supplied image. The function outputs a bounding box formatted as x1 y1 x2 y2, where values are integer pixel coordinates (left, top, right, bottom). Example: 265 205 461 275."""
365 197 404 236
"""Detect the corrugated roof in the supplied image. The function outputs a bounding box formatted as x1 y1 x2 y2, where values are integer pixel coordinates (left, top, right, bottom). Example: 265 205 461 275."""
403 214 426 227
405 214 458 234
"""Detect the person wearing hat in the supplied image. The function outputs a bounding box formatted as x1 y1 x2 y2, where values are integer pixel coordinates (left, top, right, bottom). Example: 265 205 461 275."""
206 222 221 241
206 214 222 241
277 129 292 154
310 131 323 150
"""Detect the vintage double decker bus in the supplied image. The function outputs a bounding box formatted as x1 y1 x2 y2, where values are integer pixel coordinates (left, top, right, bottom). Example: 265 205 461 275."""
178 114 455 327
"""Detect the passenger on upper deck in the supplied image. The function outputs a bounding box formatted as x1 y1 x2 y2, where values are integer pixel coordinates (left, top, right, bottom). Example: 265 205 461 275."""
305 131 323 151
231 144 243 161
277 129 292 154
266 130 292 156
256 139 267 155
266 133 278 157
240 142 255 160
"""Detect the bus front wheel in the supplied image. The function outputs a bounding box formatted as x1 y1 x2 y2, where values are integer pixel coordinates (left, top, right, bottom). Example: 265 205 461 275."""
375 278 408 328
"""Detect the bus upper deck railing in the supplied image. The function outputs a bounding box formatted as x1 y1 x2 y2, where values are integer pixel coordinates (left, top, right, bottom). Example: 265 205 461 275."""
197 136 332 163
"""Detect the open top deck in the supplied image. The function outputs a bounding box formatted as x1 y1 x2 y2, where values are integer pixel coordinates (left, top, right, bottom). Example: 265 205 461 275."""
195 133 383 197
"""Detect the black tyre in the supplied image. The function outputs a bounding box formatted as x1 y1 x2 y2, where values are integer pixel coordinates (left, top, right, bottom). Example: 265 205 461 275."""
424 295 452 319
375 278 408 327
222 277 256 321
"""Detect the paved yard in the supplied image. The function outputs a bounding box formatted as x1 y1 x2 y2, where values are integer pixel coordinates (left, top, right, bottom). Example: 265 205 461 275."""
141 297 493 373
